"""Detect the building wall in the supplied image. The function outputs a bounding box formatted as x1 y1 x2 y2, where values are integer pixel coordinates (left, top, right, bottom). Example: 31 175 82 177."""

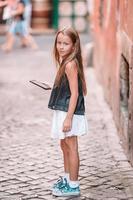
91 0 133 165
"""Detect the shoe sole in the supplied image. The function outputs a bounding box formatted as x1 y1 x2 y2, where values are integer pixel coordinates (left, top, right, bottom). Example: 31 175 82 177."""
52 191 80 197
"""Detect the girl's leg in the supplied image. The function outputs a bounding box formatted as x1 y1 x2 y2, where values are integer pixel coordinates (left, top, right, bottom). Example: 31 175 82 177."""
52 137 80 196
65 136 79 181
52 139 69 190
60 139 69 174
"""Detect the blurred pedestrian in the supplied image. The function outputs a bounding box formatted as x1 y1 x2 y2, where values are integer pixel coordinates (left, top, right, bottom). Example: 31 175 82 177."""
48 27 88 197
0 0 38 52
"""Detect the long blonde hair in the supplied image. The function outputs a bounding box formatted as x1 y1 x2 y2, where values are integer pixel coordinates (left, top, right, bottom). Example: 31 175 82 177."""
54 27 87 95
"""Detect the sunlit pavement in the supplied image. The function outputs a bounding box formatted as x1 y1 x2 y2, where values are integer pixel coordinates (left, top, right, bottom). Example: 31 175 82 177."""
0 35 133 200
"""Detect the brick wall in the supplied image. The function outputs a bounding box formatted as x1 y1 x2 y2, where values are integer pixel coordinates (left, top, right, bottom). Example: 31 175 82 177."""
91 0 133 165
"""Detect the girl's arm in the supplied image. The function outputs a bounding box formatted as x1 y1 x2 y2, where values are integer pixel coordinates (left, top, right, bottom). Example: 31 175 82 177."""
62 61 79 132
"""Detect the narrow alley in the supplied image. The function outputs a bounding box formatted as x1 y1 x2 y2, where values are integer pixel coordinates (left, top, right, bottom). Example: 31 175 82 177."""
0 35 133 200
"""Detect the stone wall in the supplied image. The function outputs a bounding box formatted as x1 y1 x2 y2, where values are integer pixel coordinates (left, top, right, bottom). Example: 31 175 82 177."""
90 0 133 165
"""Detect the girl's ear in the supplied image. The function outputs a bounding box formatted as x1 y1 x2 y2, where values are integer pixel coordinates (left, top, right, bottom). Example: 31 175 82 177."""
72 44 76 50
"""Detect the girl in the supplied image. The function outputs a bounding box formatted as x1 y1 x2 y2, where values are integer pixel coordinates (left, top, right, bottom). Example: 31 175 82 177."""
48 27 88 197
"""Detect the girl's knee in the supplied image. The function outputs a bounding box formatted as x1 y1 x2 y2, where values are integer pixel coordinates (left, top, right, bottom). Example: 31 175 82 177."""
60 139 67 151
65 136 78 152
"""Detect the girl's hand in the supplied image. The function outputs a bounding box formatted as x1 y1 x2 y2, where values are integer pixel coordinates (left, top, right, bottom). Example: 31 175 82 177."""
62 117 72 132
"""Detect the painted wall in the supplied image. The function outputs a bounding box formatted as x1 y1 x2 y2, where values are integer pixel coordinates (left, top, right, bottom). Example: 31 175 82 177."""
90 0 133 165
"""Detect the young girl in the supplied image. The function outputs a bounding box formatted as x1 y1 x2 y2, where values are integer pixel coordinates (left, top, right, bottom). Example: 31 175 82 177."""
48 27 88 197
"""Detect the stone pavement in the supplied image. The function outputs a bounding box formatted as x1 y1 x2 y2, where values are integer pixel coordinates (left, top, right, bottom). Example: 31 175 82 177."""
0 35 133 200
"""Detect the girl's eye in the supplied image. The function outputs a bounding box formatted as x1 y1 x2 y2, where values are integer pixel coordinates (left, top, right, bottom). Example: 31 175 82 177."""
64 43 69 45
57 41 61 44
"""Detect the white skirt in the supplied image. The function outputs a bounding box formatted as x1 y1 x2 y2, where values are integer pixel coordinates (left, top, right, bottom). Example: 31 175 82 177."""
51 110 88 139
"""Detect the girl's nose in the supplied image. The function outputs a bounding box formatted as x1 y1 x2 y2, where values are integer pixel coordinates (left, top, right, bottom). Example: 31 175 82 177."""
60 45 64 49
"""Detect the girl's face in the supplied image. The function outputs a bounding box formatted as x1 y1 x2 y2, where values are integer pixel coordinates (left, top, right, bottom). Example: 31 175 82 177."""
56 33 74 59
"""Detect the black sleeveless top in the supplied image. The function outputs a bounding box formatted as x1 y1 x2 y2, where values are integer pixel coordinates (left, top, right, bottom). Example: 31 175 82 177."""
48 74 85 115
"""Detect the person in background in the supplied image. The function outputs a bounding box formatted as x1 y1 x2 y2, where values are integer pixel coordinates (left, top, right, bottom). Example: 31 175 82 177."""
0 0 38 52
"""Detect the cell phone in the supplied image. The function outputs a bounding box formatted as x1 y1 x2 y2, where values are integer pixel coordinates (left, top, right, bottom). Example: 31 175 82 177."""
29 80 52 90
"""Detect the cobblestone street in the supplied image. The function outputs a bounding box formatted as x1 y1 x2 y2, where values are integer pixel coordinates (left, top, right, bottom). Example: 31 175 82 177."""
0 35 133 200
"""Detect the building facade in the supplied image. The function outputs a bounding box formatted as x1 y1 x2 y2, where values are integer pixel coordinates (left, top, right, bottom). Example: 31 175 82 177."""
90 0 133 165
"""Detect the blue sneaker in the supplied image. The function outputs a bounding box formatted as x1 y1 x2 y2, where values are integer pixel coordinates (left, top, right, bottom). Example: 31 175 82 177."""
52 176 67 190
52 182 80 197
